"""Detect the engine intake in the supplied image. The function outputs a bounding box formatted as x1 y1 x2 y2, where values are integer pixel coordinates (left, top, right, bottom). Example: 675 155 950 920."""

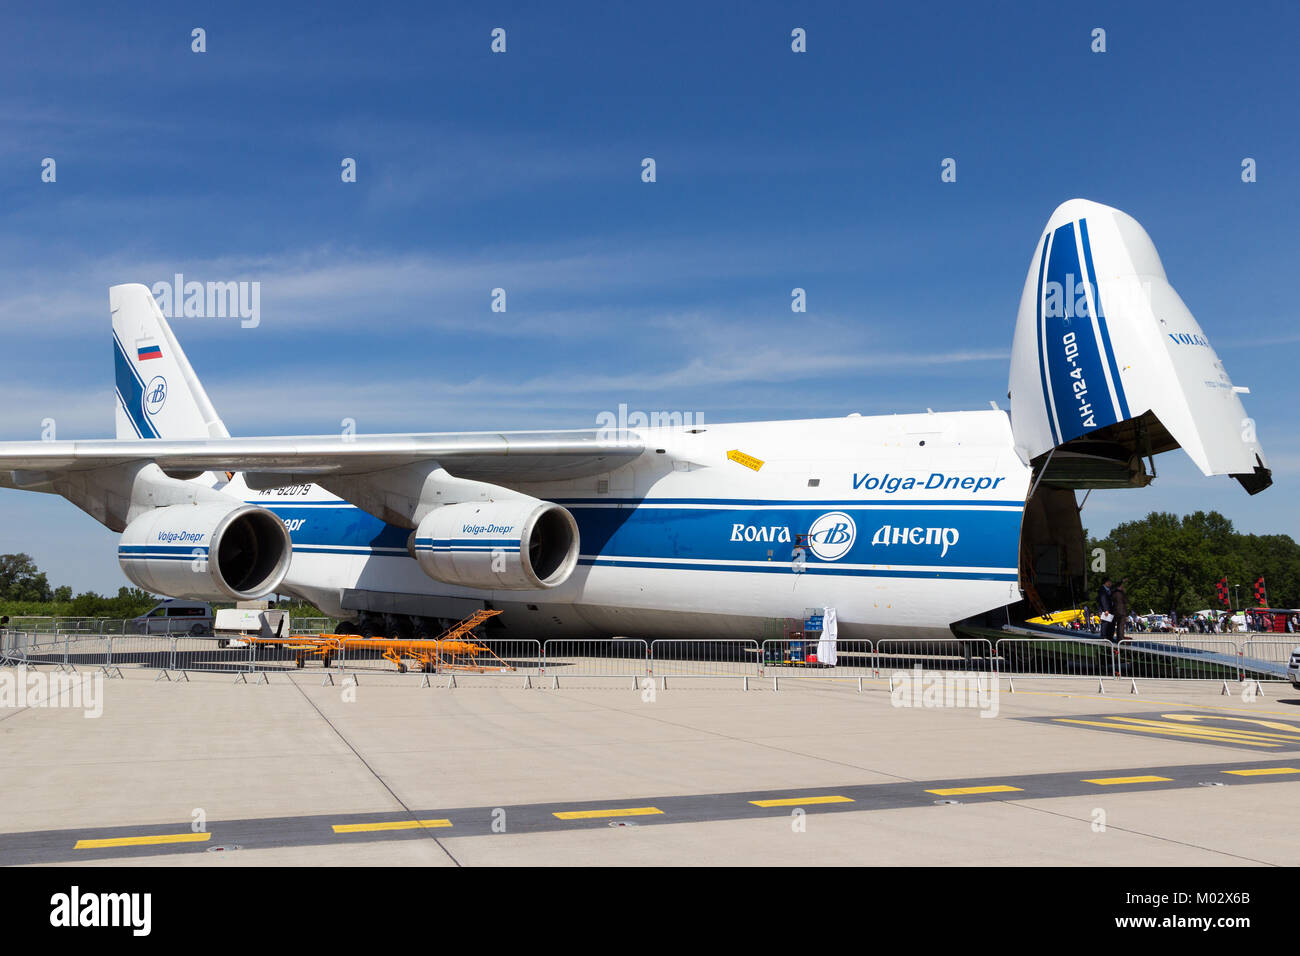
119 503 292 601
413 499 579 590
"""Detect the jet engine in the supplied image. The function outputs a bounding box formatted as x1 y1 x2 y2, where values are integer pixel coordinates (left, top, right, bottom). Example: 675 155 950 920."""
119 503 292 600
412 498 579 590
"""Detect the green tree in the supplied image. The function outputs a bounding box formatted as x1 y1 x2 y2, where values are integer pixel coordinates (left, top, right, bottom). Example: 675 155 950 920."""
1089 511 1299 615
0 553 53 602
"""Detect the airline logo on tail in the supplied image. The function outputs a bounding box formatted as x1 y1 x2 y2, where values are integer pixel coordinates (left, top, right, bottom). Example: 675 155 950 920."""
144 377 168 416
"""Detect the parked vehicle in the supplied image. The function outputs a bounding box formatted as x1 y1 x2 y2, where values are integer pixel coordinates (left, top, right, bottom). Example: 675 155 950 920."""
128 599 214 635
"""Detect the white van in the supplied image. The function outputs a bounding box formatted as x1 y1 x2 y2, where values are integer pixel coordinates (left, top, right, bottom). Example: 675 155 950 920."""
129 600 214 636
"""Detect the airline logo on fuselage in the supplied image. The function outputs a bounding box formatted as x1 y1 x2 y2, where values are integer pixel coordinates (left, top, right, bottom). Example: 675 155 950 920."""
806 512 856 561
156 530 204 544
853 472 1007 494
730 524 792 543
461 523 515 536
871 524 961 557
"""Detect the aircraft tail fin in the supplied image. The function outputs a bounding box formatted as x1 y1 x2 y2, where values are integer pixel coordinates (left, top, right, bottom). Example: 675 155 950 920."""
1008 199 1270 495
111 283 231 441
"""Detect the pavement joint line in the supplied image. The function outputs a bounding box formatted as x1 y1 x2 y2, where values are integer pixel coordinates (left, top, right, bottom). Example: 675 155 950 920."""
288 674 463 867
996 797 1280 867
543 683 924 783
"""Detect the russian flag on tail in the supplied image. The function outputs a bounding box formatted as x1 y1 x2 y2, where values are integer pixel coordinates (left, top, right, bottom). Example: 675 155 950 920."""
137 342 162 361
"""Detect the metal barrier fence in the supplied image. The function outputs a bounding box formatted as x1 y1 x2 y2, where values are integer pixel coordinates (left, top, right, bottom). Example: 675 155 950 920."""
1 616 338 637
649 639 759 682
67 634 113 670
1241 641 1297 682
761 638 874 681
541 639 649 685
173 637 253 675
994 637 1118 679
876 639 996 676
100 636 164 670
1117 638 1242 682
2 629 1297 688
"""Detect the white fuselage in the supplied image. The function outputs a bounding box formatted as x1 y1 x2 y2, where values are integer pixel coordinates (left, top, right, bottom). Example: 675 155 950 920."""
240 409 1031 640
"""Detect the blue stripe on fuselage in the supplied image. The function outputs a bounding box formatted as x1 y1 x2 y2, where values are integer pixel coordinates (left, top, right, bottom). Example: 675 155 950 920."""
259 499 1022 578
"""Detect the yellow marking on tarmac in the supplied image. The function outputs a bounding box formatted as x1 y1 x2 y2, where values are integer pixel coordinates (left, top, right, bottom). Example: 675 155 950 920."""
999 688 1300 717
1105 716 1300 745
332 819 452 833
925 785 1023 796
1083 775 1173 785
1159 714 1300 735
1053 719 1279 747
553 806 664 820
1222 767 1300 777
750 795 854 807
75 832 212 850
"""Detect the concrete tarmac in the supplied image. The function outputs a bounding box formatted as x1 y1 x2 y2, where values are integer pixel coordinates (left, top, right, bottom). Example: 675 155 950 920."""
0 667 1297 866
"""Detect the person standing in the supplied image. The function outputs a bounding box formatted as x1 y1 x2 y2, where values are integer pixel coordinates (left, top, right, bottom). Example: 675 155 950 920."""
1113 580 1129 642
1098 577 1116 642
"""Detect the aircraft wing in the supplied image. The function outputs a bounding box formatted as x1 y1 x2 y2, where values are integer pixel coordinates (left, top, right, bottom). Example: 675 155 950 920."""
0 430 645 485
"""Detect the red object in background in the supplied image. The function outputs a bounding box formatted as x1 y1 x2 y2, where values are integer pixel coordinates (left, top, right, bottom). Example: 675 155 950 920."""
1246 608 1288 632
1254 576 1267 607
1215 576 1230 607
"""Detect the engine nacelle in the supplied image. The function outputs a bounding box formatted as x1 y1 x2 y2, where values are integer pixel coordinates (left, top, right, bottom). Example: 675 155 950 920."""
119 503 292 601
413 499 579 590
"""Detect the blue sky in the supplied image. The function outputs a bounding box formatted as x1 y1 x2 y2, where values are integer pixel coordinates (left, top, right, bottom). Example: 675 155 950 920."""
0 1 1296 593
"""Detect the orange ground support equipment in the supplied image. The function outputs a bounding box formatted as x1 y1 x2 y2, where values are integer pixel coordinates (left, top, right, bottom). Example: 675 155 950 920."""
241 609 510 673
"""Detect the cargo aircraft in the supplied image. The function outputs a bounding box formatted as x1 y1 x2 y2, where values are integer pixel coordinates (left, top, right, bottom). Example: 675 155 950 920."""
0 200 1271 639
